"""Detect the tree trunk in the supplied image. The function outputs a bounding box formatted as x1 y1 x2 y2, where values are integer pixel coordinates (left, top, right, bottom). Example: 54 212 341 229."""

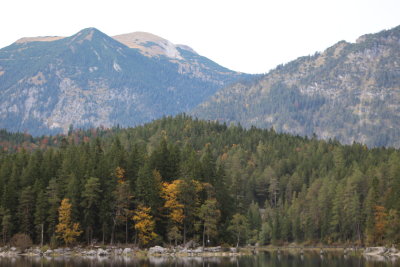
183 223 187 245
135 231 138 246
102 223 105 245
86 227 90 245
202 223 206 247
125 217 128 244
40 223 44 247
111 218 116 245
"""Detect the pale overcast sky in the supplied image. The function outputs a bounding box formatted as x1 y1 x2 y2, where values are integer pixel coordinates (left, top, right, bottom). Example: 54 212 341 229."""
1 0 399 74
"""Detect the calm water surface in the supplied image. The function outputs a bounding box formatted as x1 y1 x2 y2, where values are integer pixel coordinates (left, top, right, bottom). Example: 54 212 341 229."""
0 251 399 267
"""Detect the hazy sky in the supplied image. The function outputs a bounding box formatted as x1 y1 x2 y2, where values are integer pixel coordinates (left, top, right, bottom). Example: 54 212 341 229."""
1 0 399 73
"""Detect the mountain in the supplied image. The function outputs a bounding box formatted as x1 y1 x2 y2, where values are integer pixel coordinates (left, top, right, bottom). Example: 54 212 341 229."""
0 28 248 135
193 25 400 148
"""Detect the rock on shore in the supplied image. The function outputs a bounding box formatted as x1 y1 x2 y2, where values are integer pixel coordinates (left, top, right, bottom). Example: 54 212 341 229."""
364 247 400 257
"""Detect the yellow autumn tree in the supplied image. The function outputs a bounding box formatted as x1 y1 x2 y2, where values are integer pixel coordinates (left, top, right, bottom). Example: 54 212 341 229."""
115 166 126 184
55 198 82 245
133 204 157 246
373 205 387 244
162 180 185 245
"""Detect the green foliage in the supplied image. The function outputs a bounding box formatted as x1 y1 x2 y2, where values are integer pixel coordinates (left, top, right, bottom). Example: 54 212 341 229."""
81 177 102 244
0 115 398 246
228 213 249 247
199 198 220 247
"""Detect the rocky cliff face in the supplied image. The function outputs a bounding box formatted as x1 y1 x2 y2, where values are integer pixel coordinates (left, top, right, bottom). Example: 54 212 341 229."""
193 26 400 148
0 28 248 135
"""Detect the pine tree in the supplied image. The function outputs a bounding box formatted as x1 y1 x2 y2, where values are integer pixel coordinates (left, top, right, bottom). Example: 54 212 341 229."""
247 202 262 244
267 167 279 208
177 178 203 244
18 186 35 236
46 178 60 239
150 138 179 181
199 198 220 247
330 183 344 241
135 164 162 212
0 207 12 244
65 173 81 223
81 177 102 245
228 213 249 247
385 209 400 245
34 189 47 246
201 144 217 185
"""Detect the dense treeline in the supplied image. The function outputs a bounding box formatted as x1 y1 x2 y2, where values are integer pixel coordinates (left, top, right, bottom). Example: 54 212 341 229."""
0 115 399 247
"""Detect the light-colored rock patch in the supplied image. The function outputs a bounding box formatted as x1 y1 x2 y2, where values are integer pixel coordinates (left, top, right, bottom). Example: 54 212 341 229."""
28 72 47 85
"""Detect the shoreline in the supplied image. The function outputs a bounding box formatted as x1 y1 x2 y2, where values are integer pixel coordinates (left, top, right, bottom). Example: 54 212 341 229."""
0 245 399 259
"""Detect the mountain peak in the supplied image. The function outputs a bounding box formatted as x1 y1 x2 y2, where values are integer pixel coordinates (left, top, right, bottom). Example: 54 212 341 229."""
113 31 185 59
0 27 246 136
68 27 108 43
356 25 400 44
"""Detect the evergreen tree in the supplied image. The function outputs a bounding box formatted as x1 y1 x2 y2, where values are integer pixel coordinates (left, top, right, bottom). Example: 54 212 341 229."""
228 213 249 247
0 207 12 244
199 198 220 247
18 186 35 236
81 177 102 244
46 178 61 240
135 164 162 211
34 189 48 246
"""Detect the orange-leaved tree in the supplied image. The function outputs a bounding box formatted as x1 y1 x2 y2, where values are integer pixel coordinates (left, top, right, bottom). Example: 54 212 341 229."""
133 204 157 246
55 198 82 245
161 180 184 245
373 205 388 244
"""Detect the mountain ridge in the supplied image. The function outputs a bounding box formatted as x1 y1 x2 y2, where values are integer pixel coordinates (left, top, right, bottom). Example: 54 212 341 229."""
0 27 249 135
192 25 400 148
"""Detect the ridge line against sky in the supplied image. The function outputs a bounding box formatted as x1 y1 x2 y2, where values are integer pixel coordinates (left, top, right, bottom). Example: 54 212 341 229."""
1 0 399 74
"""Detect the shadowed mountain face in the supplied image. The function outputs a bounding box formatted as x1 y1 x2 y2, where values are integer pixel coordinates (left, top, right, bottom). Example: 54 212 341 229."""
0 28 249 135
193 26 400 148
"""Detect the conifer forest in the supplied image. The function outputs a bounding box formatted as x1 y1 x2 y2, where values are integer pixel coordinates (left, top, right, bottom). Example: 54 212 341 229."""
0 115 399 247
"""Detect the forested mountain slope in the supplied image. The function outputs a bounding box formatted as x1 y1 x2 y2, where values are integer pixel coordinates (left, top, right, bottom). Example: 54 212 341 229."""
0 116 399 246
0 28 248 135
193 25 400 148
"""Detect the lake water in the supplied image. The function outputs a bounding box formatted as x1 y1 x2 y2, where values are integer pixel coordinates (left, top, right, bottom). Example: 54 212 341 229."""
0 251 399 266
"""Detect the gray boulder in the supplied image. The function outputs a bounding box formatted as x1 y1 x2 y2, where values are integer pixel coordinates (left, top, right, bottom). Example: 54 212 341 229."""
123 247 133 254
85 249 97 255
204 246 221 252
149 246 167 254
364 247 387 256
97 248 109 256
44 249 53 255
